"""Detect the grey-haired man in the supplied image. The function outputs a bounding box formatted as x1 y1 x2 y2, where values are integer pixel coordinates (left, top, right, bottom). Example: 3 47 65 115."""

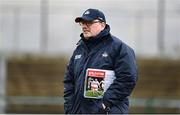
64 8 138 114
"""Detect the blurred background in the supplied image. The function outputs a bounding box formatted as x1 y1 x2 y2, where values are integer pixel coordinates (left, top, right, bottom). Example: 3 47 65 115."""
0 0 180 113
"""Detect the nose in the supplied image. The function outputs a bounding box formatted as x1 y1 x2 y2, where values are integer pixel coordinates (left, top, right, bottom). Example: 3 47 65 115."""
82 24 88 30
82 23 88 28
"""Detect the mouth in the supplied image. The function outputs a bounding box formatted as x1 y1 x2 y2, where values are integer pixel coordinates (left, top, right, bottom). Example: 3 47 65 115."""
83 30 89 33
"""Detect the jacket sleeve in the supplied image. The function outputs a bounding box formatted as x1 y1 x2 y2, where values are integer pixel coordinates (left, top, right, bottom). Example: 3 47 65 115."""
64 55 75 114
102 43 138 108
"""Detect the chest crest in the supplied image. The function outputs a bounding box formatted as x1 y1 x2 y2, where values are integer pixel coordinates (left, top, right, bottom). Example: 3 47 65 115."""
102 51 108 57
75 54 82 60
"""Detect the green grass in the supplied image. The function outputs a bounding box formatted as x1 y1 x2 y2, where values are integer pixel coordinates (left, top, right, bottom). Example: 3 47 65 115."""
85 90 103 98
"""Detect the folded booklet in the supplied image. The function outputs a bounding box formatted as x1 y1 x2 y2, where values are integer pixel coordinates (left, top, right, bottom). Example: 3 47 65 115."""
84 68 115 99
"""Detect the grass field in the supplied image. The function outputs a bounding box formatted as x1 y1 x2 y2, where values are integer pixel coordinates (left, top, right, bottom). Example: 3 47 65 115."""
6 56 180 113
85 90 103 98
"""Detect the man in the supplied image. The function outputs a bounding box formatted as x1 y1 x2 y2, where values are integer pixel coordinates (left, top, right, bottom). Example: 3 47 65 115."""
64 8 138 114
91 78 100 93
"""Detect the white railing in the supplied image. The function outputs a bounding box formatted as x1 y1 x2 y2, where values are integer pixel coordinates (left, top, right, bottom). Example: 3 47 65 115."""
2 96 180 109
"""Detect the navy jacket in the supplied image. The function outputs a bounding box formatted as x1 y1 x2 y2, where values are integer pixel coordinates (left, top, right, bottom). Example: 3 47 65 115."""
64 25 138 114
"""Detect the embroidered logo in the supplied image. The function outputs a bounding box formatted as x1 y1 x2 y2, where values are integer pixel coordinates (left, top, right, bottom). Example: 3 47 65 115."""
84 10 90 15
75 54 82 59
102 52 108 57
98 17 103 21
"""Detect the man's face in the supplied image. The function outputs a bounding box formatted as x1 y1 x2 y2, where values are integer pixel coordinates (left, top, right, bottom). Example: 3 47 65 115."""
79 20 105 39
